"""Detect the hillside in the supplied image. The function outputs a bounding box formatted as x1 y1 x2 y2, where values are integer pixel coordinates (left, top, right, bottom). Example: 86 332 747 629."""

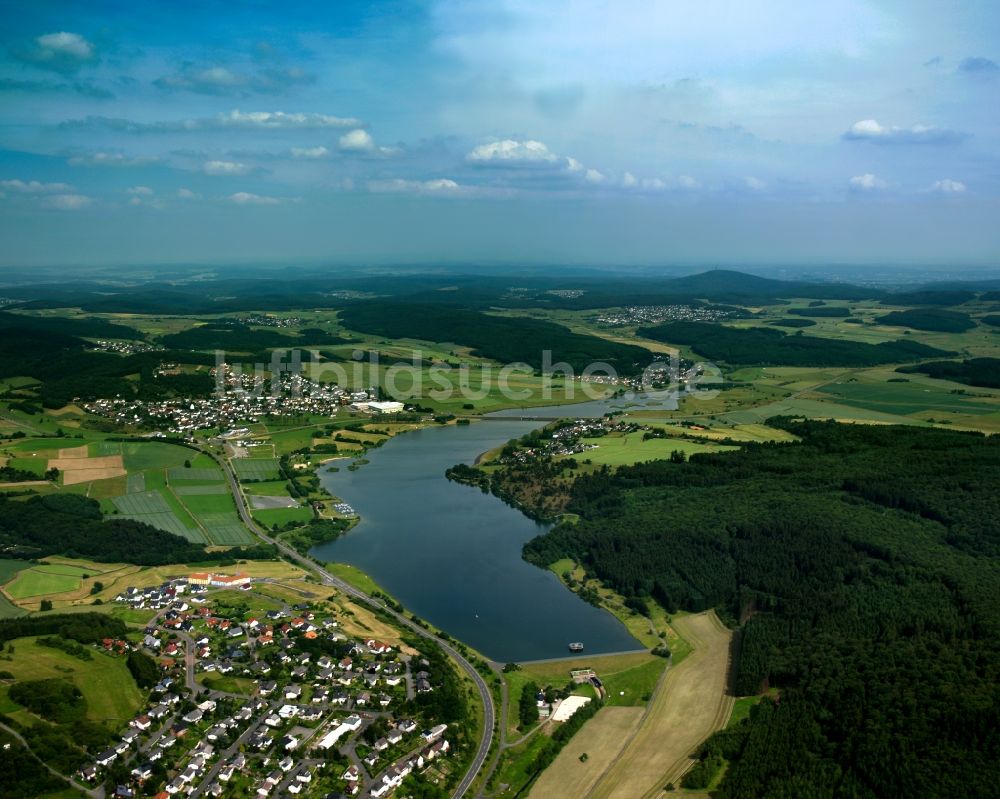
521 419 1000 797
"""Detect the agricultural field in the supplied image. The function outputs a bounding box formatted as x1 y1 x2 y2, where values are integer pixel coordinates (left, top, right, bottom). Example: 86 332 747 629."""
560 432 738 467
252 505 314 528
3 562 93 599
585 612 734 799
526 706 646 799
0 558 139 611
2 437 258 544
232 457 282 481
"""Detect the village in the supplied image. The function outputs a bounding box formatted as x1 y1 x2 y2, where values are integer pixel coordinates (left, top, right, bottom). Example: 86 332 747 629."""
594 304 738 327
81 365 400 434
78 573 455 799
495 417 648 464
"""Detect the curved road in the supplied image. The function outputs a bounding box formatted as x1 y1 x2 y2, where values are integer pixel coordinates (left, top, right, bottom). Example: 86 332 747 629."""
200 444 495 799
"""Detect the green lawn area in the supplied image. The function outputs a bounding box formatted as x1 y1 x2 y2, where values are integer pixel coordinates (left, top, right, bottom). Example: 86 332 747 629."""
4 566 83 598
121 441 192 471
3 438 67 453
324 562 387 596
232 458 282 481
268 427 320 455
5 456 48 475
197 674 257 695
727 695 763 728
600 657 666 707
253 506 314 527
563 433 737 467
178 493 238 515
0 636 143 725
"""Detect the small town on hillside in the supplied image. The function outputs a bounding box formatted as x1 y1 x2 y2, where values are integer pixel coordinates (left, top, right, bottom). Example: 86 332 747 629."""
82 366 404 434
76 573 456 799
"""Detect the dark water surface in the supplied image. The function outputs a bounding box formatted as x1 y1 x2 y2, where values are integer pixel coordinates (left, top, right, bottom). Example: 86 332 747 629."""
312 411 644 662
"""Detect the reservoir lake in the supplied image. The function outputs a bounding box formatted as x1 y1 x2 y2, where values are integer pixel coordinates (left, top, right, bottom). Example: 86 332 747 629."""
312 398 668 662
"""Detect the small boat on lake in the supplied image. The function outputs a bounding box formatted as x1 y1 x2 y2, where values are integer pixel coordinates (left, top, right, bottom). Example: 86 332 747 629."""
568 642 584 652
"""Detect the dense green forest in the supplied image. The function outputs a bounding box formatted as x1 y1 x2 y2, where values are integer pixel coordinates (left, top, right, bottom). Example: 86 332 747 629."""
881 289 977 306
897 357 1000 388
787 307 852 317
876 308 977 332
0 323 219 408
0 493 274 564
340 303 654 374
637 321 951 366
0 310 143 341
0 611 127 645
769 318 816 328
520 420 999 797
159 320 346 351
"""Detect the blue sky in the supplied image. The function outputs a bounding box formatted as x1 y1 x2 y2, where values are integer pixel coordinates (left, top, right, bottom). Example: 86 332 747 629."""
1 0 998 267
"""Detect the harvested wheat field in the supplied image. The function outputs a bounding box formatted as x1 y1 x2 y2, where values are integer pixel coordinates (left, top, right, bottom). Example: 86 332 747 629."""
57 446 91 459
584 611 734 799
50 453 127 485
528 706 645 799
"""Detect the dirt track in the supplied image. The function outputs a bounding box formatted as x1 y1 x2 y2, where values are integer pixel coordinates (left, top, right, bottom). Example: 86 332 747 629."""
584 611 734 799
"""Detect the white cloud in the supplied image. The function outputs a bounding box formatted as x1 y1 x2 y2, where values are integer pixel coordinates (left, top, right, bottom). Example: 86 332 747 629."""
848 173 886 191
203 160 251 176
339 129 375 152
621 172 638 188
584 168 606 184
37 32 93 60
290 146 329 159
367 178 464 195
228 191 297 205
155 66 315 96
214 110 359 130
467 139 557 163
177 188 200 199
676 175 699 189
128 197 143 206
126 185 154 196
843 119 965 145
68 152 159 167
17 32 97 73
61 109 363 134
928 178 966 194
744 176 767 190
565 157 585 172
42 193 92 210
1 179 74 194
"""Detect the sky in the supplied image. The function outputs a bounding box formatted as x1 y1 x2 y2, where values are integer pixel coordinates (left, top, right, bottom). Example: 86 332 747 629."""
0 0 998 268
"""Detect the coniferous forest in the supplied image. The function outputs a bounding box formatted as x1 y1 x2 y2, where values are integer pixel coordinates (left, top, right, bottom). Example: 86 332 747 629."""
523 420 1000 797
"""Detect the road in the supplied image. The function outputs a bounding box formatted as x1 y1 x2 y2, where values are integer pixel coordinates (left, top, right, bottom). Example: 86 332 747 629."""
201 444 496 799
